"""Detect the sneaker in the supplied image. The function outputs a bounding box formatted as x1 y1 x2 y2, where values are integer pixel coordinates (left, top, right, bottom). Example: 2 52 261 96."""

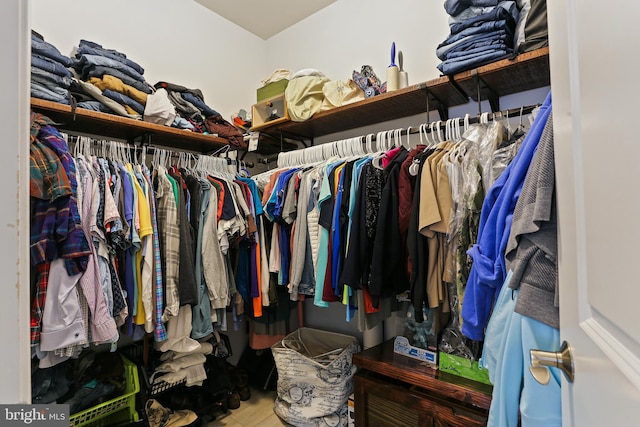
145 399 198 427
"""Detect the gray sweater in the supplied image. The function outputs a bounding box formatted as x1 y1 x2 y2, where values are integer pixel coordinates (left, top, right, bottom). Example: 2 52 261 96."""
505 114 558 329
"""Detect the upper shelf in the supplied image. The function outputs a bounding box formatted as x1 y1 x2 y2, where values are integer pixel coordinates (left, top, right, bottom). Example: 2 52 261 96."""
454 47 551 101
253 47 550 141
30 98 230 154
30 47 549 154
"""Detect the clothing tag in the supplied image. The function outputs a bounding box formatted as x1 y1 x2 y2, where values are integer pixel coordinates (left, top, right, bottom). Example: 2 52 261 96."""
248 133 259 152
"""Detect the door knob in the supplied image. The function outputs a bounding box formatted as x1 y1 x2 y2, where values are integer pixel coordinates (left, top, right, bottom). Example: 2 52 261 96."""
529 340 574 385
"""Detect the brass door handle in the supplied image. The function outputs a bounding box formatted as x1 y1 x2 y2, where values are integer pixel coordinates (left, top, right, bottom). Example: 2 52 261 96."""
529 340 574 385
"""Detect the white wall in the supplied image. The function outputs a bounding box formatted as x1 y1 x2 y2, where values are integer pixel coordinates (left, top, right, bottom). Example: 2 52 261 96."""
30 0 268 121
263 0 548 148
265 0 451 86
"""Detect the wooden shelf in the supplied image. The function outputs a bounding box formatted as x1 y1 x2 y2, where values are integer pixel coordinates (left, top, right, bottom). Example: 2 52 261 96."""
259 78 467 141
30 98 230 154
454 47 551 109
353 339 493 411
30 47 550 156
251 47 550 141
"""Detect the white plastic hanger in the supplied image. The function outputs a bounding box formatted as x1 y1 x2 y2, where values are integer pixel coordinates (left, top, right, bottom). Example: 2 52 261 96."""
365 133 375 154
405 126 413 150
429 122 438 147
348 137 356 157
376 131 385 153
437 120 445 143
371 131 387 169
358 136 367 156
394 128 402 149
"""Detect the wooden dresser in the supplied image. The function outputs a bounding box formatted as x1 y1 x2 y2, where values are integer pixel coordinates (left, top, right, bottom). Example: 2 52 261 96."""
352 340 492 427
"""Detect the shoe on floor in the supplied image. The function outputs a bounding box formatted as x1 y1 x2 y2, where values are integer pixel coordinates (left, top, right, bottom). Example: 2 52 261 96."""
145 399 198 427
237 385 251 401
227 390 241 410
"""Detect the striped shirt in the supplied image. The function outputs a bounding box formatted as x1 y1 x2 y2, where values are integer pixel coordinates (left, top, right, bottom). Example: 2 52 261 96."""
76 157 118 344
144 166 167 341
154 166 180 321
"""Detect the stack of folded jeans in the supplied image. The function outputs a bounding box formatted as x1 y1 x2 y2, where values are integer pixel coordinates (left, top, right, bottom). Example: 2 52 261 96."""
31 32 73 105
436 0 519 75
154 81 221 132
72 39 152 118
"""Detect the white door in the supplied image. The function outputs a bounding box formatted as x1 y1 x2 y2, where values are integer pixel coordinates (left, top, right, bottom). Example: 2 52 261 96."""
548 1 640 425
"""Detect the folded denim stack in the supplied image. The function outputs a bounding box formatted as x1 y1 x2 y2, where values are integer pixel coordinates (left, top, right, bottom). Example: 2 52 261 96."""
436 0 519 75
72 39 153 119
69 79 141 119
31 32 73 105
153 81 222 132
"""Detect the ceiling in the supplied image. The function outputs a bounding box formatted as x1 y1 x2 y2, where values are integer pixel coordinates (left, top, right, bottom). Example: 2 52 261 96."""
195 0 337 40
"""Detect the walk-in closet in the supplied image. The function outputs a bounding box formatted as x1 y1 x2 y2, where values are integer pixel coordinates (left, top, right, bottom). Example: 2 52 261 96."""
2 0 640 426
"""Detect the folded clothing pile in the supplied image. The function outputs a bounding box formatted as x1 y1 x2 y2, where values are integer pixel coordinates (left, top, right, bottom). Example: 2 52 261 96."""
70 39 152 119
149 81 246 148
153 81 218 132
152 341 213 388
436 0 519 75
30 34 247 148
30 31 73 105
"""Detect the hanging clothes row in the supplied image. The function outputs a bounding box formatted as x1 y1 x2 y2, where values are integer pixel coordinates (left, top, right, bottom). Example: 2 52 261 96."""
469 92 558 427
256 104 539 167
29 112 290 370
252 104 539 341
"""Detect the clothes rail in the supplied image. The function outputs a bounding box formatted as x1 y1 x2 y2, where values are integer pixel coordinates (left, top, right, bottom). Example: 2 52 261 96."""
66 134 254 170
274 104 540 168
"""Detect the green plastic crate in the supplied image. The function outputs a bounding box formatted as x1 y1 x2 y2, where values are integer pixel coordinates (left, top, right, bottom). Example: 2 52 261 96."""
69 354 140 427
257 79 289 102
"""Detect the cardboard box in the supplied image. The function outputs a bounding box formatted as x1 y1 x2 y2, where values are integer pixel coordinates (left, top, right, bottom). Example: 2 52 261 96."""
250 94 289 130
393 336 438 366
257 79 289 103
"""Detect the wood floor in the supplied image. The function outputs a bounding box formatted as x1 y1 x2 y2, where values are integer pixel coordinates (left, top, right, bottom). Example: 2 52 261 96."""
208 388 290 427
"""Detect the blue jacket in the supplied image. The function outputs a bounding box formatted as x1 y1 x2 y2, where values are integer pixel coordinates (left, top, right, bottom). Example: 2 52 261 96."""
482 282 561 427
462 91 552 340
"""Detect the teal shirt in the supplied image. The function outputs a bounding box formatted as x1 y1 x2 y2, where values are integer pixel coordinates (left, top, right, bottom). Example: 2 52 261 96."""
313 161 341 308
